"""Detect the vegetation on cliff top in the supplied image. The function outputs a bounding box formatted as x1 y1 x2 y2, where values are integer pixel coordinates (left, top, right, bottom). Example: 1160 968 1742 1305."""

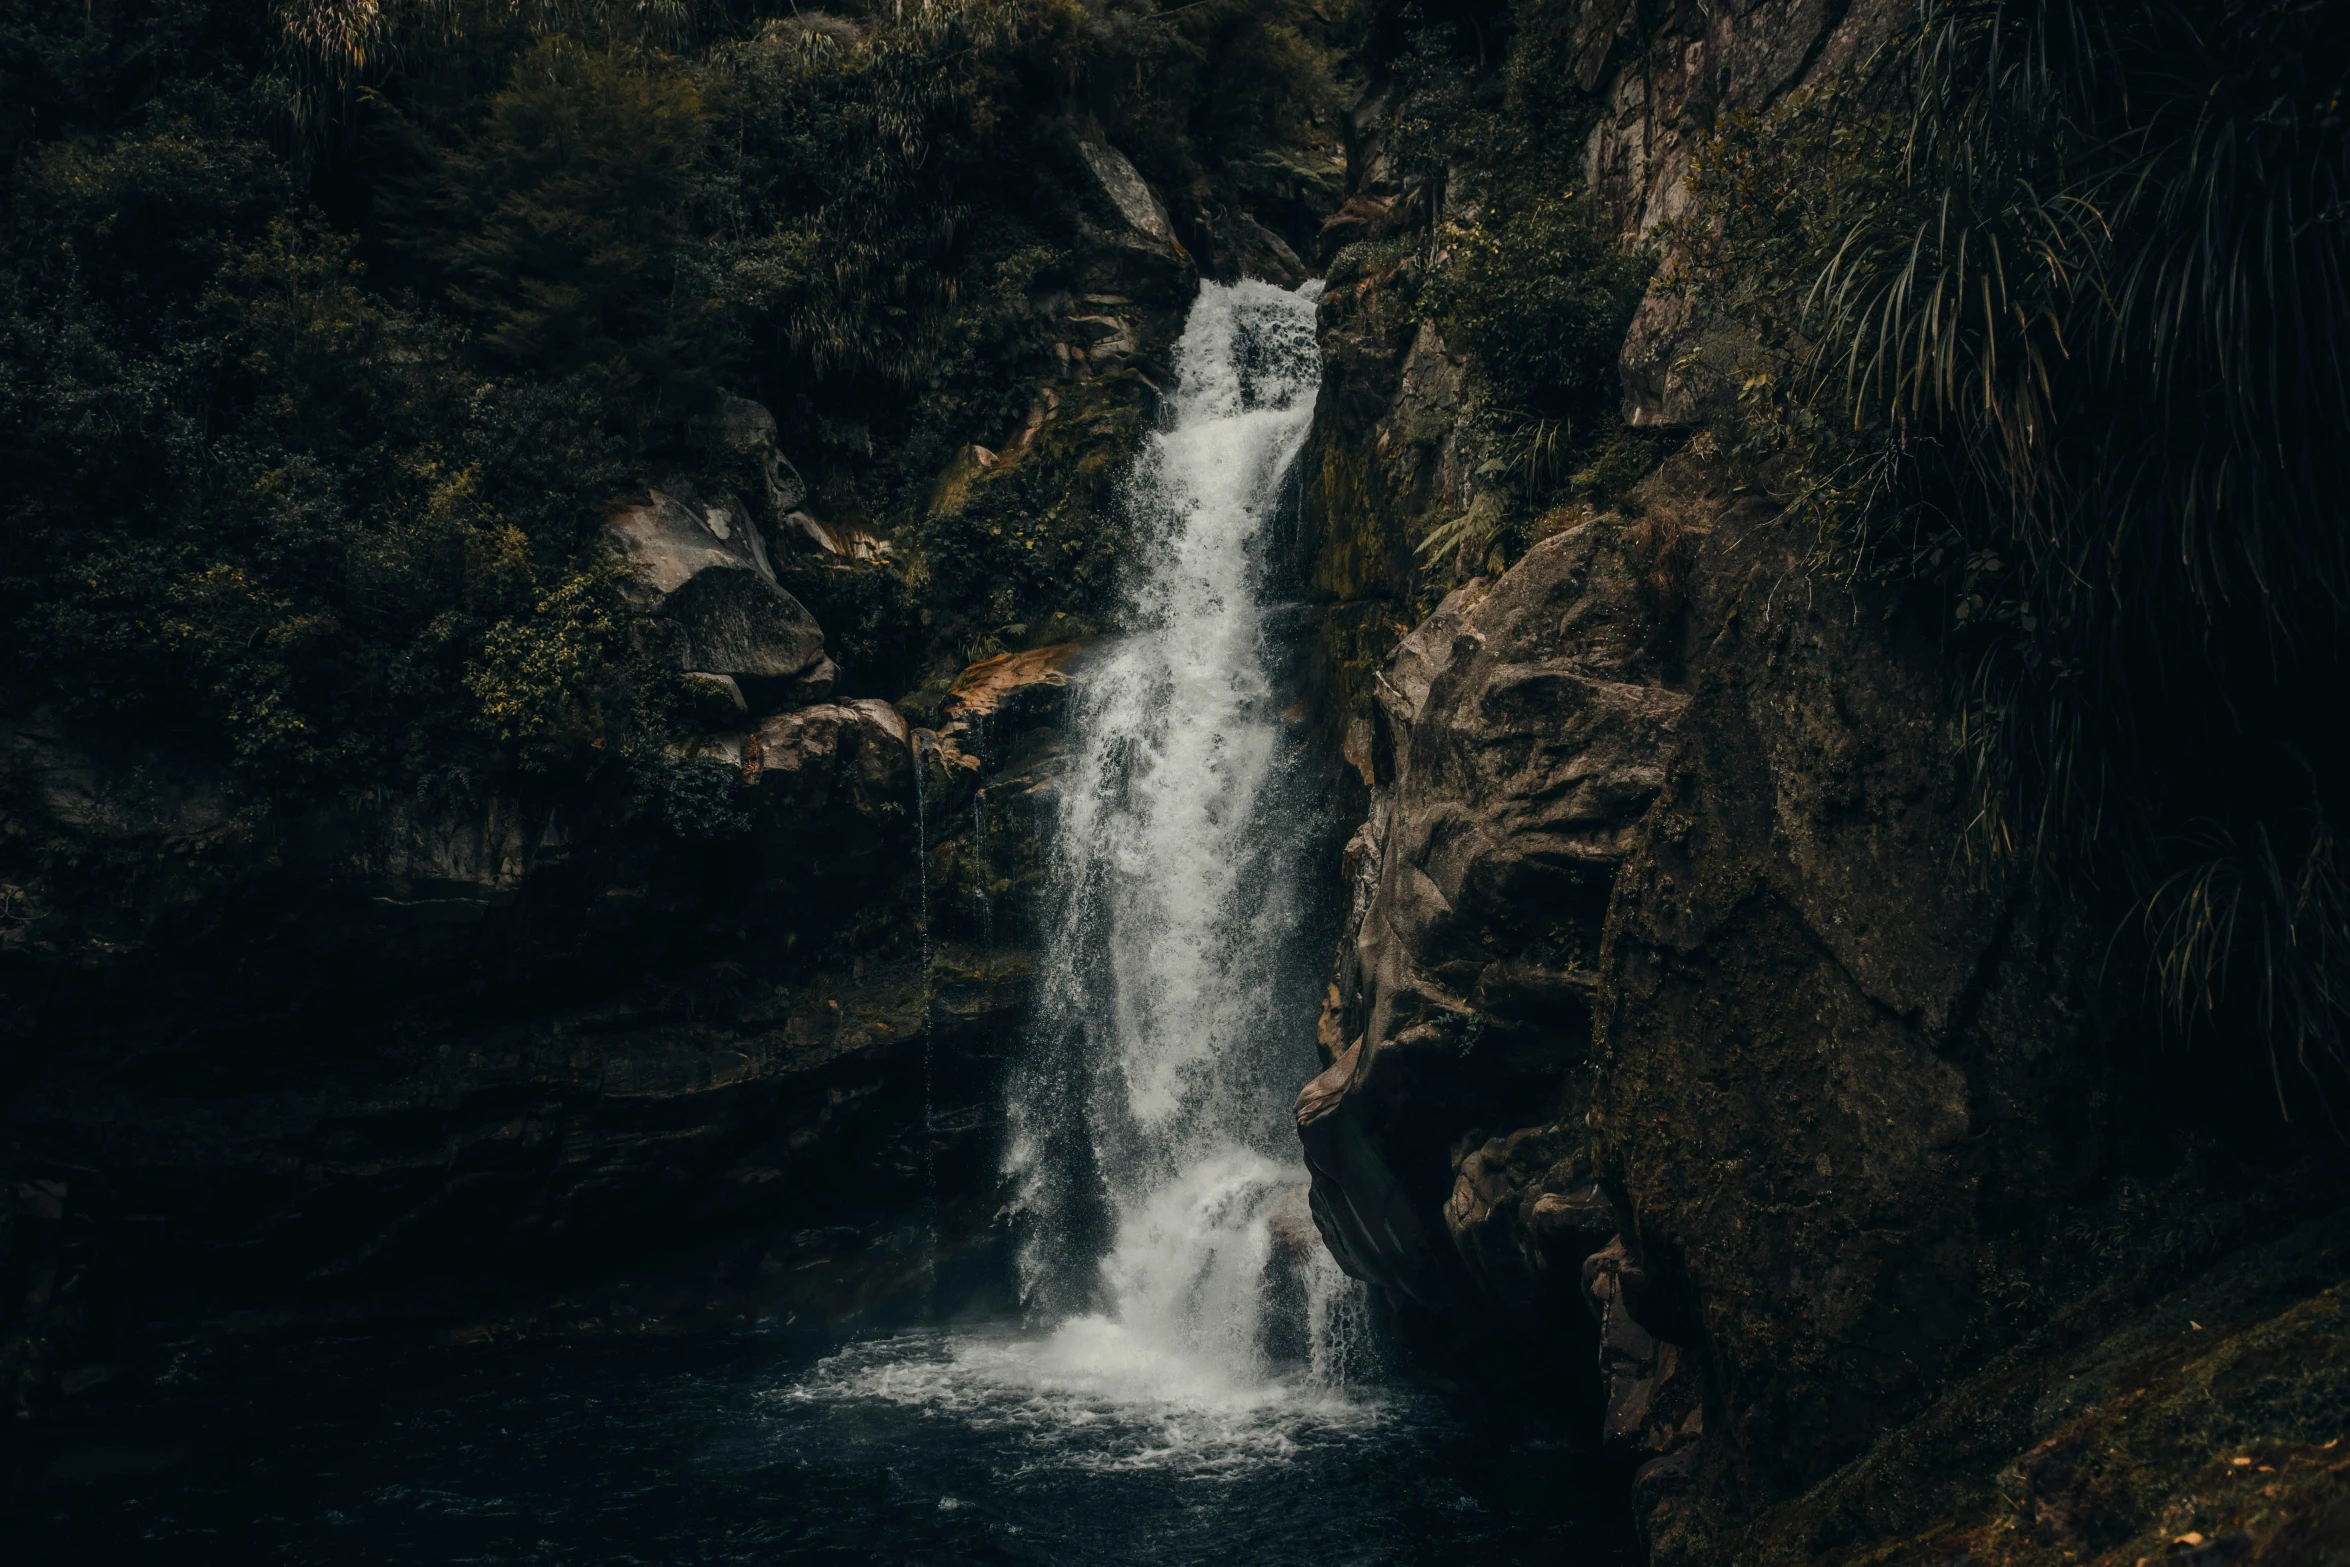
1320 0 1658 590
0 0 1339 829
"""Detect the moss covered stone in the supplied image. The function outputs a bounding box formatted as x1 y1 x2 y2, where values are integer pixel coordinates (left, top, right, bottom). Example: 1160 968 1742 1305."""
1728 1206 2350 1567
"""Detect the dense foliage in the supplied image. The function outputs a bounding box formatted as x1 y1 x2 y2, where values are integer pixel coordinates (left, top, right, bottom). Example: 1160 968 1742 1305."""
1329 0 1655 582
1677 0 2350 1116
0 0 1340 829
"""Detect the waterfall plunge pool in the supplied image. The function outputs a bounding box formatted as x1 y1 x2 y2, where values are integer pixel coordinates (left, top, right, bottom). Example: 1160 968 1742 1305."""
6 1322 1638 1565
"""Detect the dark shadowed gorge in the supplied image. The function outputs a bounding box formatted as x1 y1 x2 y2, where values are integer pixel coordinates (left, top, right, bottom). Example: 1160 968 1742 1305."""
4 1 2347 1563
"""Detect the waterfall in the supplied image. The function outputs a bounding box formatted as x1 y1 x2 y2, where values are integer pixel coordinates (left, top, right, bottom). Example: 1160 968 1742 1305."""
1003 277 1357 1395
785 280 1372 1474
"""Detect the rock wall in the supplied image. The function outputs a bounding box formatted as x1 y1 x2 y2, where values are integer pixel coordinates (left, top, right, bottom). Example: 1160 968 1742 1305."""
1297 513 1688 1360
1281 1 2204 1557
1279 0 1913 738
1579 0 1909 426
1293 451 2129 1557
1589 504 2118 1555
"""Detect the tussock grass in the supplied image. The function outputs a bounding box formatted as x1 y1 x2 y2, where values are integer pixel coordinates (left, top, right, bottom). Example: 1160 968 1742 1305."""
1682 0 2350 1117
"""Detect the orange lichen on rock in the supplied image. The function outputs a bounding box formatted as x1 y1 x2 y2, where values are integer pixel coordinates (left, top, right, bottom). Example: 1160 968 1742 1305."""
943 642 1091 721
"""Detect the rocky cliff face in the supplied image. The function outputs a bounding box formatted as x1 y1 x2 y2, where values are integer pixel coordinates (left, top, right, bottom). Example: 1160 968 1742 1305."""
1291 2 2350 1561
0 623 1057 1414
1292 366 2345 1564
1583 0 1909 426
1582 498 2122 1555
1296 512 1687 1352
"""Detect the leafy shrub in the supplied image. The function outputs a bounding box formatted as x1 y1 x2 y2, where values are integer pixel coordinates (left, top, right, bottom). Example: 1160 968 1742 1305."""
910 381 1147 654
718 4 1072 392
465 564 652 757
643 750 752 841
406 40 722 407
1425 193 1648 434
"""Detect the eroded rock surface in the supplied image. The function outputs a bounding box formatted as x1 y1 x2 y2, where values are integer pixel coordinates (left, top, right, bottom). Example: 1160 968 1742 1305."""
1293 435 2125 1557
744 699 913 816
1298 514 1689 1363
1077 141 1181 254
1573 0 1910 426
1588 509 2113 1557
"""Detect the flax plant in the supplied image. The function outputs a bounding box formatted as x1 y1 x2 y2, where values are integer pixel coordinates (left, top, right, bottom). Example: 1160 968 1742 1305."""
1712 0 2350 1112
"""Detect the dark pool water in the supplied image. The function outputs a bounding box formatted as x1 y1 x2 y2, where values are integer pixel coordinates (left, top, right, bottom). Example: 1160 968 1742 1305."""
5 1322 1636 1566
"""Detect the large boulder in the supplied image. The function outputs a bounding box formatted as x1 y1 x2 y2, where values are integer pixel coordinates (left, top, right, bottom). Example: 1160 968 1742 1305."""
719 394 808 516
1056 143 1197 343
932 642 1094 769
604 480 776 592
1297 517 1688 1345
1076 141 1182 256
1588 507 2112 1559
719 395 886 562
661 566 831 702
743 699 912 818
602 481 834 712
899 642 1102 956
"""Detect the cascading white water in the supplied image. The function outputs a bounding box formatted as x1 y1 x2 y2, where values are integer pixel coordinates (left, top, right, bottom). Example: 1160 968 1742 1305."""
1002 276 1358 1395
791 279 1371 1469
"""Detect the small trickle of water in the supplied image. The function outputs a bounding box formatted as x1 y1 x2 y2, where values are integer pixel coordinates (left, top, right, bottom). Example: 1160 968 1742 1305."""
912 737 939 1285
971 788 993 945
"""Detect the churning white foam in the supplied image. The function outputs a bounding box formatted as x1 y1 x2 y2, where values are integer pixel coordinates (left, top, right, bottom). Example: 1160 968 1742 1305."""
779 1324 1380 1478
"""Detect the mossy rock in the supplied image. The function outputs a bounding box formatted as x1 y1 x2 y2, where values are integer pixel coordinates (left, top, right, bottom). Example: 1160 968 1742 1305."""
911 372 1152 658
1725 1205 2350 1567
